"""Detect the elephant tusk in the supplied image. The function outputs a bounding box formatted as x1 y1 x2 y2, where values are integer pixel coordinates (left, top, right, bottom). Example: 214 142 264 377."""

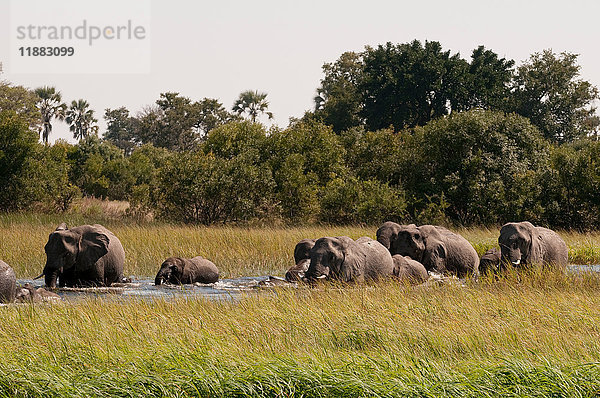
316 275 327 279
33 273 44 280
512 259 521 265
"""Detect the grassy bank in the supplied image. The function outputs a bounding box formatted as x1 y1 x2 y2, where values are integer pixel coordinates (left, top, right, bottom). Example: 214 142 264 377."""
1 270 600 396
2 214 600 395
1 214 600 278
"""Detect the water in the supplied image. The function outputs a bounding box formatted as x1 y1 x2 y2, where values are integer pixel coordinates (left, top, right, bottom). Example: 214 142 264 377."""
14 265 600 303
16 275 295 302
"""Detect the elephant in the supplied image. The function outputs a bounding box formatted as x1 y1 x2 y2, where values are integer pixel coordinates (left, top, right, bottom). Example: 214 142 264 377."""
498 222 568 268
479 247 501 274
378 222 479 277
0 260 16 303
304 236 394 283
392 255 429 284
39 223 125 288
15 283 61 303
155 256 219 285
285 239 316 282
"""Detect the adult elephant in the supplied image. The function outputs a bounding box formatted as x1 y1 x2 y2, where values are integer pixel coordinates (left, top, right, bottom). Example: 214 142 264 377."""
392 255 428 284
0 260 16 303
498 222 568 268
38 223 125 288
285 239 316 282
304 236 393 282
155 256 219 285
378 222 479 277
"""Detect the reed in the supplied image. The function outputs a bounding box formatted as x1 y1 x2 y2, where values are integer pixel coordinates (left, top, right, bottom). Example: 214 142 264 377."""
0 269 600 396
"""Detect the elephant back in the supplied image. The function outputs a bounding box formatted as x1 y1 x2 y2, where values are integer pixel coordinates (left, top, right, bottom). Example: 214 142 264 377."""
535 227 568 267
428 226 479 276
189 256 219 283
355 237 394 281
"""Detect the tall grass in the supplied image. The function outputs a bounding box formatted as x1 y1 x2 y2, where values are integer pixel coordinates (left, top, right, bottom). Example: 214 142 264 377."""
0 214 375 278
3 213 600 395
2 214 600 279
1 270 600 396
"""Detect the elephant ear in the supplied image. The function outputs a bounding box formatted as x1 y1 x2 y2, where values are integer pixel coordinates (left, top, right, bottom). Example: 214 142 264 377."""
524 227 543 264
173 258 186 276
55 223 68 231
340 248 362 282
78 230 109 266
423 241 447 272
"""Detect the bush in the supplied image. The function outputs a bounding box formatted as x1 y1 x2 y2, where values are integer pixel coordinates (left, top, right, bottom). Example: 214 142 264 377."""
155 151 276 224
0 111 41 211
320 176 406 224
401 110 549 225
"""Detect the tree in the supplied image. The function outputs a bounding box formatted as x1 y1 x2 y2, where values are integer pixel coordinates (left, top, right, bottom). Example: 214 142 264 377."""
466 46 515 111
155 92 198 151
68 135 124 197
314 51 364 132
203 120 269 163
66 99 98 140
0 82 40 131
511 50 599 143
104 107 136 155
232 90 273 123
360 40 470 131
34 86 66 144
0 111 39 210
402 110 549 224
191 98 238 139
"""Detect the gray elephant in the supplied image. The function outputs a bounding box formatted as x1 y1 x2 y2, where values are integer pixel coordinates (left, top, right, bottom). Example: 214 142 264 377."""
304 236 394 282
38 223 125 288
0 260 16 303
479 247 501 274
285 239 316 282
155 256 219 285
377 222 479 277
392 255 428 284
498 222 568 268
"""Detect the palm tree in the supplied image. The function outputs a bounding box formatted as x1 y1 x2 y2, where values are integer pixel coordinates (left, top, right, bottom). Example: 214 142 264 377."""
232 90 273 123
65 99 98 140
34 86 66 144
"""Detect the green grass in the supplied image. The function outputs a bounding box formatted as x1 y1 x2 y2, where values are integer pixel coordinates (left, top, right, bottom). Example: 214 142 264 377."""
1 271 600 396
2 214 600 396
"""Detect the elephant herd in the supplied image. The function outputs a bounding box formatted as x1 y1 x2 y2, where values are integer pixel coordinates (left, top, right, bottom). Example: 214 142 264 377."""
0 221 570 303
284 221 569 284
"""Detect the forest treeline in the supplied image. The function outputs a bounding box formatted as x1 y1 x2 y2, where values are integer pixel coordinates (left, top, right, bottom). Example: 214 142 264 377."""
0 40 599 229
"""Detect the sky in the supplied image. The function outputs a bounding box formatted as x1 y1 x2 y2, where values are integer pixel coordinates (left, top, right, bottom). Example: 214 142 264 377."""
1 0 599 143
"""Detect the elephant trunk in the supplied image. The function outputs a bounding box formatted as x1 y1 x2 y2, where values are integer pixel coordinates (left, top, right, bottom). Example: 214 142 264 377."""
304 257 329 282
155 268 170 285
378 236 390 250
44 267 59 289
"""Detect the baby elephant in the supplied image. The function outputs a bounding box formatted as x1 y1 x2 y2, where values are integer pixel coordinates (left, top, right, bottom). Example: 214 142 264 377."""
285 239 316 282
155 256 219 285
392 255 429 284
479 247 501 275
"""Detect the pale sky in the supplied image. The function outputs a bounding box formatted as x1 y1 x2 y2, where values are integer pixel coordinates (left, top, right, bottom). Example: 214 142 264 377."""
1 0 599 143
